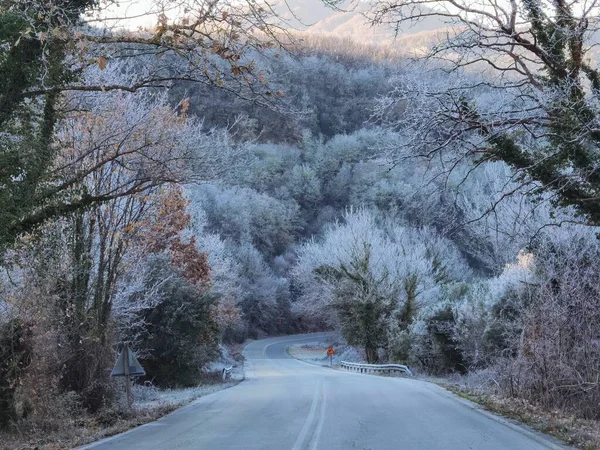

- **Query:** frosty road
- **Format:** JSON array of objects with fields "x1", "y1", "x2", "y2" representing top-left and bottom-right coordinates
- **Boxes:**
[{"x1": 83, "y1": 333, "x2": 568, "y2": 450}]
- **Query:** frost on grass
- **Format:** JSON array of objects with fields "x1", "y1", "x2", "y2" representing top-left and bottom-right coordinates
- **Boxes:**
[
  {"x1": 130, "y1": 352, "x2": 243, "y2": 411},
  {"x1": 132, "y1": 381, "x2": 238, "y2": 411}
]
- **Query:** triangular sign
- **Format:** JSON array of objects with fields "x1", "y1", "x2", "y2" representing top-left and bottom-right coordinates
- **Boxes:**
[{"x1": 110, "y1": 346, "x2": 146, "y2": 377}]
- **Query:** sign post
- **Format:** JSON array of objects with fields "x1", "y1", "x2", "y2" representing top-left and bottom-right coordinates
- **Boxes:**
[
  {"x1": 124, "y1": 346, "x2": 131, "y2": 407},
  {"x1": 326, "y1": 346, "x2": 335, "y2": 366},
  {"x1": 110, "y1": 343, "x2": 146, "y2": 408}
]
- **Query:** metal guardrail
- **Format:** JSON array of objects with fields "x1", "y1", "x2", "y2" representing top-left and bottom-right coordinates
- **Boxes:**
[
  {"x1": 341, "y1": 361, "x2": 413, "y2": 377},
  {"x1": 221, "y1": 366, "x2": 233, "y2": 382}
]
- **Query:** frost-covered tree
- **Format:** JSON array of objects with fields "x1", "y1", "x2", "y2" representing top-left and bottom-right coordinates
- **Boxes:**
[
  {"x1": 187, "y1": 204, "x2": 244, "y2": 336},
  {"x1": 191, "y1": 185, "x2": 299, "y2": 258},
  {"x1": 293, "y1": 209, "x2": 471, "y2": 361},
  {"x1": 315, "y1": 241, "x2": 399, "y2": 363},
  {"x1": 0, "y1": 0, "x2": 289, "y2": 250},
  {"x1": 234, "y1": 242, "x2": 292, "y2": 337},
  {"x1": 360, "y1": 0, "x2": 600, "y2": 224}
]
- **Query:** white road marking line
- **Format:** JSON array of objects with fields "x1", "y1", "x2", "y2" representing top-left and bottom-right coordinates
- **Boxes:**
[
  {"x1": 292, "y1": 382, "x2": 321, "y2": 450},
  {"x1": 309, "y1": 381, "x2": 327, "y2": 450}
]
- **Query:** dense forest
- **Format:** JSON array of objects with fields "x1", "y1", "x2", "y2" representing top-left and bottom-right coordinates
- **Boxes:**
[{"x1": 1, "y1": 0, "x2": 599, "y2": 447}]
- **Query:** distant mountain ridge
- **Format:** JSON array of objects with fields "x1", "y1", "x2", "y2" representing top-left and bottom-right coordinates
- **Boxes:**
[{"x1": 274, "y1": 0, "x2": 446, "y2": 47}]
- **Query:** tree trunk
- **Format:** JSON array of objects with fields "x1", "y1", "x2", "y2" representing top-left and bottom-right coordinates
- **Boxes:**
[{"x1": 365, "y1": 346, "x2": 379, "y2": 364}]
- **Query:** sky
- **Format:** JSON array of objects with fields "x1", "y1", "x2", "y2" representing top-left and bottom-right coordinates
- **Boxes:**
[
  {"x1": 92, "y1": 0, "x2": 339, "y2": 30},
  {"x1": 91, "y1": 0, "x2": 173, "y2": 29}
]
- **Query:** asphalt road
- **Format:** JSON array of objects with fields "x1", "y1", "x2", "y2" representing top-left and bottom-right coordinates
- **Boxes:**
[{"x1": 81, "y1": 333, "x2": 568, "y2": 450}]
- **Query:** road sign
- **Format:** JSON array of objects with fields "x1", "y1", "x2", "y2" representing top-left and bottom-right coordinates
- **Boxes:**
[
  {"x1": 111, "y1": 345, "x2": 146, "y2": 377},
  {"x1": 111, "y1": 344, "x2": 145, "y2": 409},
  {"x1": 327, "y1": 346, "x2": 335, "y2": 366}
]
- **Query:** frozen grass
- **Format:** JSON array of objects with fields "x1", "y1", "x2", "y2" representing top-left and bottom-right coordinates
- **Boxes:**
[{"x1": 132, "y1": 378, "x2": 240, "y2": 411}]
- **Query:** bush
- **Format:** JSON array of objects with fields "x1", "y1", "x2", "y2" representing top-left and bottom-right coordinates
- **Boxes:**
[
  {"x1": 387, "y1": 324, "x2": 411, "y2": 364},
  {"x1": 407, "y1": 305, "x2": 468, "y2": 375},
  {"x1": 507, "y1": 241, "x2": 600, "y2": 419},
  {"x1": 134, "y1": 270, "x2": 220, "y2": 388},
  {"x1": 427, "y1": 306, "x2": 467, "y2": 374}
]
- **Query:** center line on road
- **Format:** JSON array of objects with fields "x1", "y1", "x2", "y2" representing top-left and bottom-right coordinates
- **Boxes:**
[
  {"x1": 292, "y1": 381, "x2": 321, "y2": 450},
  {"x1": 309, "y1": 382, "x2": 327, "y2": 450}
]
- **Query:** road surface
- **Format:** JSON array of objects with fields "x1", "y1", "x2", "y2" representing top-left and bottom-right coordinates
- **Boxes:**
[{"x1": 82, "y1": 333, "x2": 568, "y2": 450}]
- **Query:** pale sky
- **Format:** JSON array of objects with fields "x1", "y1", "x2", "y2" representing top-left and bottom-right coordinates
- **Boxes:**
[{"x1": 89, "y1": 0, "x2": 177, "y2": 30}]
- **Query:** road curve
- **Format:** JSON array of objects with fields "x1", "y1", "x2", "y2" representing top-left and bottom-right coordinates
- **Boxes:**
[{"x1": 81, "y1": 333, "x2": 569, "y2": 450}]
